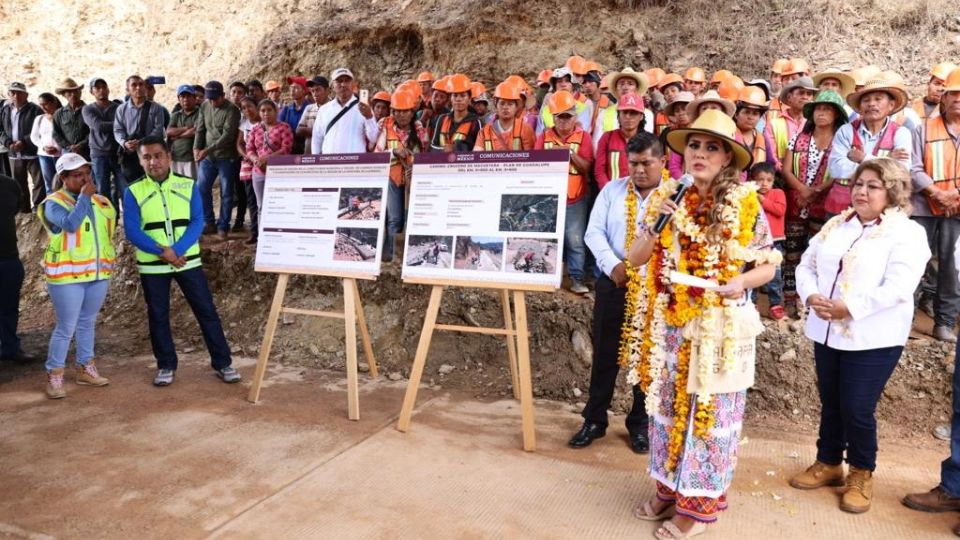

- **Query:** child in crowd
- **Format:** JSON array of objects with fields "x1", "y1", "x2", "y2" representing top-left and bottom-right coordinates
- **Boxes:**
[{"x1": 751, "y1": 162, "x2": 787, "y2": 319}]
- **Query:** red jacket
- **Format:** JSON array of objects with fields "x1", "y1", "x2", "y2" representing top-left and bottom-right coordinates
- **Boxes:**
[
  {"x1": 760, "y1": 188, "x2": 786, "y2": 241},
  {"x1": 594, "y1": 129, "x2": 630, "y2": 190}
]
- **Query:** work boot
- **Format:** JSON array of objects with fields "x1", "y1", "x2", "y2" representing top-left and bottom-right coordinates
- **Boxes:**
[
  {"x1": 789, "y1": 461, "x2": 844, "y2": 489},
  {"x1": 903, "y1": 485, "x2": 960, "y2": 512},
  {"x1": 76, "y1": 360, "x2": 110, "y2": 386},
  {"x1": 934, "y1": 326, "x2": 958, "y2": 343},
  {"x1": 46, "y1": 368, "x2": 66, "y2": 399},
  {"x1": 840, "y1": 466, "x2": 873, "y2": 513}
]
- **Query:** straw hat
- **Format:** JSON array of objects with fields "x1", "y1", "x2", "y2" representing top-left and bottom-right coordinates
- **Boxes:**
[
  {"x1": 802, "y1": 90, "x2": 849, "y2": 124},
  {"x1": 607, "y1": 67, "x2": 649, "y2": 99},
  {"x1": 846, "y1": 74, "x2": 908, "y2": 114},
  {"x1": 812, "y1": 69, "x2": 856, "y2": 98},
  {"x1": 664, "y1": 91, "x2": 695, "y2": 116},
  {"x1": 55, "y1": 78, "x2": 83, "y2": 95},
  {"x1": 666, "y1": 109, "x2": 753, "y2": 171},
  {"x1": 686, "y1": 90, "x2": 736, "y2": 121}
]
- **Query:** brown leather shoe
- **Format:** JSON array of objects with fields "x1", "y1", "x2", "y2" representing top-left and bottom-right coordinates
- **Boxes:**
[
  {"x1": 789, "y1": 461, "x2": 844, "y2": 489},
  {"x1": 840, "y1": 466, "x2": 873, "y2": 513},
  {"x1": 903, "y1": 486, "x2": 960, "y2": 513}
]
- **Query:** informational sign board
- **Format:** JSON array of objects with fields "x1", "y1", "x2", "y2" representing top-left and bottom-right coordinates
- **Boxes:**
[
  {"x1": 401, "y1": 150, "x2": 570, "y2": 288},
  {"x1": 254, "y1": 153, "x2": 390, "y2": 276}
]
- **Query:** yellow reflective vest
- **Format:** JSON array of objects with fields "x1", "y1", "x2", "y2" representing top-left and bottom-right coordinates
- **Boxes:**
[
  {"x1": 127, "y1": 173, "x2": 202, "y2": 274},
  {"x1": 37, "y1": 189, "x2": 116, "y2": 284}
]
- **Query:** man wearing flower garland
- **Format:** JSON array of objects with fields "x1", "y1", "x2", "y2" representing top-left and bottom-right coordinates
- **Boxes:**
[{"x1": 568, "y1": 132, "x2": 664, "y2": 453}]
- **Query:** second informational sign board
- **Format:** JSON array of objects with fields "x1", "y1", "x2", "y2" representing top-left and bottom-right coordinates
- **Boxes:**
[
  {"x1": 401, "y1": 150, "x2": 570, "y2": 288},
  {"x1": 254, "y1": 153, "x2": 390, "y2": 277}
]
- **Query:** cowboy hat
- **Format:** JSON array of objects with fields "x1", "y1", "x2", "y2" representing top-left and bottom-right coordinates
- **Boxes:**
[
  {"x1": 779, "y1": 76, "x2": 818, "y2": 102},
  {"x1": 664, "y1": 91, "x2": 695, "y2": 116},
  {"x1": 607, "y1": 67, "x2": 649, "y2": 99},
  {"x1": 686, "y1": 90, "x2": 736, "y2": 121},
  {"x1": 846, "y1": 75, "x2": 908, "y2": 114},
  {"x1": 666, "y1": 109, "x2": 753, "y2": 171},
  {"x1": 55, "y1": 78, "x2": 83, "y2": 95},
  {"x1": 812, "y1": 69, "x2": 856, "y2": 98}
]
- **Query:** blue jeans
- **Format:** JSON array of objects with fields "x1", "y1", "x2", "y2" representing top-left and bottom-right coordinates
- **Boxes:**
[
  {"x1": 91, "y1": 155, "x2": 128, "y2": 210},
  {"x1": 45, "y1": 280, "x2": 110, "y2": 370},
  {"x1": 197, "y1": 158, "x2": 239, "y2": 232},
  {"x1": 140, "y1": 267, "x2": 232, "y2": 371},
  {"x1": 752, "y1": 240, "x2": 785, "y2": 306},
  {"x1": 38, "y1": 155, "x2": 57, "y2": 194},
  {"x1": 564, "y1": 197, "x2": 589, "y2": 282},
  {"x1": 941, "y1": 338, "x2": 960, "y2": 496},
  {"x1": 813, "y1": 343, "x2": 904, "y2": 471},
  {"x1": 0, "y1": 257, "x2": 24, "y2": 358},
  {"x1": 383, "y1": 182, "x2": 405, "y2": 259}
]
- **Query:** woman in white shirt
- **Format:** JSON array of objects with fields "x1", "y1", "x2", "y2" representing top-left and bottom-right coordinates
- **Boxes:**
[
  {"x1": 790, "y1": 158, "x2": 930, "y2": 514},
  {"x1": 29, "y1": 93, "x2": 62, "y2": 194}
]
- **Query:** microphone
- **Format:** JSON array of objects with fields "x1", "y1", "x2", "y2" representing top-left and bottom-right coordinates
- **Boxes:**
[{"x1": 652, "y1": 174, "x2": 694, "y2": 234}]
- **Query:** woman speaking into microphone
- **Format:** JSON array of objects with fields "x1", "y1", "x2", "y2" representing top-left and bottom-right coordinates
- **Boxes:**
[{"x1": 626, "y1": 110, "x2": 782, "y2": 538}]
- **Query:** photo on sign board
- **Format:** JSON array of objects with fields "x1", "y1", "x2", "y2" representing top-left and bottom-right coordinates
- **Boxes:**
[
  {"x1": 337, "y1": 187, "x2": 383, "y2": 221},
  {"x1": 453, "y1": 236, "x2": 504, "y2": 271},
  {"x1": 333, "y1": 227, "x2": 379, "y2": 261},
  {"x1": 498, "y1": 194, "x2": 559, "y2": 233},
  {"x1": 406, "y1": 235, "x2": 453, "y2": 269},
  {"x1": 504, "y1": 237, "x2": 558, "y2": 274}
]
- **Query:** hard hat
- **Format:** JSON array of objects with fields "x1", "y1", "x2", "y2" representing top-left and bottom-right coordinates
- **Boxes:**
[
  {"x1": 782, "y1": 58, "x2": 811, "y2": 76},
  {"x1": 536, "y1": 70, "x2": 551, "y2": 87},
  {"x1": 551, "y1": 67, "x2": 574, "y2": 82},
  {"x1": 585, "y1": 61, "x2": 603, "y2": 75},
  {"x1": 684, "y1": 67, "x2": 706, "y2": 83},
  {"x1": 548, "y1": 90, "x2": 577, "y2": 115},
  {"x1": 432, "y1": 76, "x2": 450, "y2": 92},
  {"x1": 771, "y1": 58, "x2": 790, "y2": 74},
  {"x1": 657, "y1": 73, "x2": 684, "y2": 91},
  {"x1": 600, "y1": 75, "x2": 610, "y2": 90},
  {"x1": 736, "y1": 86, "x2": 769, "y2": 109},
  {"x1": 390, "y1": 90, "x2": 418, "y2": 110},
  {"x1": 470, "y1": 81, "x2": 487, "y2": 99},
  {"x1": 444, "y1": 73, "x2": 471, "y2": 94},
  {"x1": 931, "y1": 62, "x2": 959, "y2": 82},
  {"x1": 711, "y1": 69, "x2": 733, "y2": 85},
  {"x1": 416, "y1": 71, "x2": 435, "y2": 83},
  {"x1": 944, "y1": 67, "x2": 960, "y2": 92},
  {"x1": 494, "y1": 81, "x2": 522, "y2": 101},
  {"x1": 565, "y1": 55, "x2": 589, "y2": 76},
  {"x1": 645, "y1": 68, "x2": 666, "y2": 88},
  {"x1": 371, "y1": 91, "x2": 391, "y2": 104},
  {"x1": 717, "y1": 76, "x2": 744, "y2": 101}
]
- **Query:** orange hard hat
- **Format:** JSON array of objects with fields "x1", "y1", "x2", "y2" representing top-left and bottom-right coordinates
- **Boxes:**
[
  {"x1": 771, "y1": 58, "x2": 790, "y2": 74},
  {"x1": 717, "y1": 76, "x2": 744, "y2": 101},
  {"x1": 536, "y1": 70, "x2": 551, "y2": 87},
  {"x1": 565, "y1": 55, "x2": 589, "y2": 76},
  {"x1": 493, "y1": 81, "x2": 522, "y2": 101},
  {"x1": 645, "y1": 68, "x2": 666, "y2": 88},
  {"x1": 944, "y1": 67, "x2": 960, "y2": 92},
  {"x1": 390, "y1": 90, "x2": 418, "y2": 110},
  {"x1": 600, "y1": 75, "x2": 610, "y2": 90},
  {"x1": 470, "y1": 81, "x2": 487, "y2": 99},
  {"x1": 445, "y1": 73, "x2": 471, "y2": 94},
  {"x1": 371, "y1": 91, "x2": 391, "y2": 104},
  {"x1": 711, "y1": 69, "x2": 733, "y2": 85},
  {"x1": 397, "y1": 79, "x2": 421, "y2": 96},
  {"x1": 432, "y1": 76, "x2": 450, "y2": 92},
  {"x1": 416, "y1": 71, "x2": 435, "y2": 83},
  {"x1": 931, "y1": 62, "x2": 959, "y2": 82},
  {"x1": 657, "y1": 73, "x2": 684, "y2": 90},
  {"x1": 684, "y1": 67, "x2": 706, "y2": 83},
  {"x1": 736, "y1": 86, "x2": 769, "y2": 109},
  {"x1": 548, "y1": 90, "x2": 577, "y2": 115},
  {"x1": 585, "y1": 61, "x2": 603, "y2": 74},
  {"x1": 783, "y1": 58, "x2": 811, "y2": 76}
]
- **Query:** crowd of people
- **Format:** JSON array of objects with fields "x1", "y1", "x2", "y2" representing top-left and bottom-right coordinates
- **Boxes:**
[{"x1": 2, "y1": 55, "x2": 960, "y2": 538}]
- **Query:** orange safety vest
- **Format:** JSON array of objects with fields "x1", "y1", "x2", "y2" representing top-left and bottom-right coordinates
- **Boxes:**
[
  {"x1": 383, "y1": 118, "x2": 414, "y2": 187},
  {"x1": 912, "y1": 97, "x2": 940, "y2": 121},
  {"x1": 654, "y1": 111, "x2": 670, "y2": 136},
  {"x1": 478, "y1": 118, "x2": 527, "y2": 151},
  {"x1": 923, "y1": 116, "x2": 960, "y2": 216},
  {"x1": 745, "y1": 128, "x2": 767, "y2": 165},
  {"x1": 438, "y1": 114, "x2": 475, "y2": 151},
  {"x1": 589, "y1": 95, "x2": 611, "y2": 135},
  {"x1": 543, "y1": 128, "x2": 587, "y2": 203}
]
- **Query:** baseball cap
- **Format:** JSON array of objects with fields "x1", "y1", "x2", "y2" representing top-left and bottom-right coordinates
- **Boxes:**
[
  {"x1": 330, "y1": 68, "x2": 355, "y2": 81},
  {"x1": 583, "y1": 71, "x2": 602, "y2": 84},
  {"x1": 54, "y1": 153, "x2": 92, "y2": 182},
  {"x1": 264, "y1": 80, "x2": 281, "y2": 91},
  {"x1": 286, "y1": 76, "x2": 308, "y2": 88},
  {"x1": 307, "y1": 76, "x2": 329, "y2": 88},
  {"x1": 88, "y1": 77, "x2": 107, "y2": 90},
  {"x1": 617, "y1": 92, "x2": 644, "y2": 112},
  {"x1": 177, "y1": 84, "x2": 196, "y2": 97},
  {"x1": 204, "y1": 80, "x2": 225, "y2": 99},
  {"x1": 7, "y1": 82, "x2": 27, "y2": 93},
  {"x1": 145, "y1": 75, "x2": 166, "y2": 86}
]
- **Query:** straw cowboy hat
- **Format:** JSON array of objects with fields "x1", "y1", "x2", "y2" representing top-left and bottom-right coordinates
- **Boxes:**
[
  {"x1": 666, "y1": 109, "x2": 754, "y2": 171},
  {"x1": 686, "y1": 90, "x2": 736, "y2": 121},
  {"x1": 664, "y1": 91, "x2": 695, "y2": 116},
  {"x1": 779, "y1": 76, "x2": 818, "y2": 103},
  {"x1": 812, "y1": 69, "x2": 856, "y2": 98},
  {"x1": 55, "y1": 78, "x2": 83, "y2": 95},
  {"x1": 846, "y1": 74, "x2": 909, "y2": 114},
  {"x1": 607, "y1": 67, "x2": 649, "y2": 99}
]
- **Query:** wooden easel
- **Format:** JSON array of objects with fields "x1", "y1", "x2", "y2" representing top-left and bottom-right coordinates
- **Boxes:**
[
  {"x1": 396, "y1": 279, "x2": 553, "y2": 451},
  {"x1": 247, "y1": 272, "x2": 378, "y2": 420}
]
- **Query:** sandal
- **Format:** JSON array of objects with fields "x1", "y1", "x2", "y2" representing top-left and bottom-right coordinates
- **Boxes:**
[
  {"x1": 633, "y1": 499, "x2": 676, "y2": 521},
  {"x1": 654, "y1": 519, "x2": 707, "y2": 540}
]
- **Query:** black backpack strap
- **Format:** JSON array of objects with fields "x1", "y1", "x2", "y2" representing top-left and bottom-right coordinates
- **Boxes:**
[{"x1": 325, "y1": 99, "x2": 358, "y2": 135}]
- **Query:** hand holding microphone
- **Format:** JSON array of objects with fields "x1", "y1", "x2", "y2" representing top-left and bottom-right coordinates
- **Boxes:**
[{"x1": 652, "y1": 174, "x2": 695, "y2": 234}]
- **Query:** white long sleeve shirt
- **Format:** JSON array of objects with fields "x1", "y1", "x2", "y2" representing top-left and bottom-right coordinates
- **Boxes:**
[
  {"x1": 585, "y1": 177, "x2": 654, "y2": 278},
  {"x1": 796, "y1": 213, "x2": 930, "y2": 351},
  {"x1": 309, "y1": 97, "x2": 380, "y2": 154}
]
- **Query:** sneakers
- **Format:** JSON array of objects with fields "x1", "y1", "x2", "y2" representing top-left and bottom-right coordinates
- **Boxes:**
[
  {"x1": 840, "y1": 466, "x2": 873, "y2": 513},
  {"x1": 153, "y1": 369, "x2": 175, "y2": 386},
  {"x1": 216, "y1": 366, "x2": 242, "y2": 383},
  {"x1": 76, "y1": 360, "x2": 110, "y2": 386},
  {"x1": 934, "y1": 424, "x2": 952, "y2": 441},
  {"x1": 769, "y1": 305, "x2": 786, "y2": 320},
  {"x1": 569, "y1": 280, "x2": 589, "y2": 294},
  {"x1": 46, "y1": 368, "x2": 66, "y2": 399},
  {"x1": 789, "y1": 461, "x2": 844, "y2": 489}
]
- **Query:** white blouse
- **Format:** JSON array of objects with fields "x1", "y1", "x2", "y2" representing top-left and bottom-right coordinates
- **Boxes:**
[
  {"x1": 30, "y1": 115, "x2": 60, "y2": 157},
  {"x1": 796, "y1": 212, "x2": 930, "y2": 351}
]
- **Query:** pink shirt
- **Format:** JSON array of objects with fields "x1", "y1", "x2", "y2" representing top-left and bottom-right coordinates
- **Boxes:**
[{"x1": 246, "y1": 122, "x2": 293, "y2": 175}]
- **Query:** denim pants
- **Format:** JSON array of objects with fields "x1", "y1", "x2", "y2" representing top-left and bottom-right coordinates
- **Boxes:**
[
  {"x1": 384, "y1": 181, "x2": 405, "y2": 259},
  {"x1": 243, "y1": 181, "x2": 258, "y2": 238},
  {"x1": 941, "y1": 338, "x2": 960, "y2": 496},
  {"x1": 913, "y1": 217, "x2": 960, "y2": 328},
  {"x1": 140, "y1": 267, "x2": 232, "y2": 371},
  {"x1": 45, "y1": 280, "x2": 110, "y2": 370},
  {"x1": 91, "y1": 155, "x2": 128, "y2": 211},
  {"x1": 813, "y1": 343, "x2": 904, "y2": 471},
  {"x1": 38, "y1": 155, "x2": 57, "y2": 194},
  {"x1": 564, "y1": 196, "x2": 589, "y2": 282},
  {"x1": 752, "y1": 240, "x2": 785, "y2": 307},
  {"x1": 197, "y1": 158, "x2": 239, "y2": 232},
  {"x1": 0, "y1": 257, "x2": 24, "y2": 358}
]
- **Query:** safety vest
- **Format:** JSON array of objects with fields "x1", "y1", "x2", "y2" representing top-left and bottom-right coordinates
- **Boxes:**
[
  {"x1": 654, "y1": 111, "x2": 669, "y2": 136},
  {"x1": 127, "y1": 173, "x2": 202, "y2": 274},
  {"x1": 37, "y1": 190, "x2": 116, "y2": 284},
  {"x1": 589, "y1": 95, "x2": 611, "y2": 135},
  {"x1": 479, "y1": 118, "x2": 526, "y2": 151},
  {"x1": 740, "y1": 129, "x2": 767, "y2": 165},
  {"x1": 540, "y1": 98, "x2": 589, "y2": 130},
  {"x1": 437, "y1": 114, "x2": 475, "y2": 151},
  {"x1": 597, "y1": 106, "x2": 619, "y2": 137},
  {"x1": 383, "y1": 118, "x2": 414, "y2": 187},
  {"x1": 922, "y1": 116, "x2": 960, "y2": 216},
  {"x1": 769, "y1": 116, "x2": 790, "y2": 161},
  {"x1": 543, "y1": 128, "x2": 587, "y2": 203}
]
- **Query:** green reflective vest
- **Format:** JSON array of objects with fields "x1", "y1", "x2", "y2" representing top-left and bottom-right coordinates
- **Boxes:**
[
  {"x1": 37, "y1": 190, "x2": 116, "y2": 284},
  {"x1": 127, "y1": 173, "x2": 202, "y2": 274}
]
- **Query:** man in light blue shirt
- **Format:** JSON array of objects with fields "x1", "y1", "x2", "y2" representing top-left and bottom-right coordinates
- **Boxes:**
[{"x1": 568, "y1": 132, "x2": 663, "y2": 454}]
